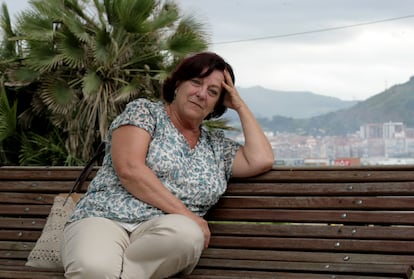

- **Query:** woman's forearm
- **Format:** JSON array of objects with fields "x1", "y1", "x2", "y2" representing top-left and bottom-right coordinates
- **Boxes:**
[
  {"x1": 117, "y1": 163, "x2": 191, "y2": 216},
  {"x1": 235, "y1": 100, "x2": 274, "y2": 175},
  {"x1": 116, "y1": 162, "x2": 211, "y2": 248}
]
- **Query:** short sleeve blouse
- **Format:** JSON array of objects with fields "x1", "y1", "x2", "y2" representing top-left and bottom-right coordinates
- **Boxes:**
[{"x1": 69, "y1": 99, "x2": 241, "y2": 223}]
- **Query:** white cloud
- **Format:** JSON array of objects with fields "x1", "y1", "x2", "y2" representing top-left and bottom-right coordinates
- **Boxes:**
[
  {"x1": 3, "y1": 0, "x2": 414, "y2": 100},
  {"x1": 212, "y1": 21, "x2": 414, "y2": 100}
]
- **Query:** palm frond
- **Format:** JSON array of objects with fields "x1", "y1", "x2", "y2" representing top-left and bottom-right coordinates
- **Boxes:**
[
  {"x1": 26, "y1": 44, "x2": 62, "y2": 72},
  {"x1": 61, "y1": 13, "x2": 93, "y2": 44},
  {"x1": 165, "y1": 15, "x2": 209, "y2": 56},
  {"x1": 62, "y1": 0, "x2": 99, "y2": 30},
  {"x1": 39, "y1": 77, "x2": 78, "y2": 115},
  {"x1": 82, "y1": 71, "x2": 102, "y2": 96},
  {"x1": 6, "y1": 67, "x2": 39, "y2": 85},
  {"x1": 114, "y1": 76, "x2": 144, "y2": 103},
  {"x1": 6, "y1": 0, "x2": 214, "y2": 163},
  {"x1": 0, "y1": 85, "x2": 17, "y2": 142},
  {"x1": 16, "y1": 10, "x2": 54, "y2": 42},
  {"x1": 147, "y1": 1, "x2": 179, "y2": 30},
  {"x1": 94, "y1": 27, "x2": 114, "y2": 65},
  {"x1": 0, "y1": 3, "x2": 17, "y2": 58},
  {"x1": 0, "y1": 3, "x2": 13, "y2": 35},
  {"x1": 29, "y1": 0, "x2": 64, "y2": 20},
  {"x1": 115, "y1": 0, "x2": 155, "y2": 33},
  {"x1": 203, "y1": 118, "x2": 240, "y2": 132},
  {"x1": 57, "y1": 29, "x2": 86, "y2": 68}
]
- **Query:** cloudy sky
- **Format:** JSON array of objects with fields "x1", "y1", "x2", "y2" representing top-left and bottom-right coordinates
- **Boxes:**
[{"x1": 4, "y1": 0, "x2": 414, "y2": 100}]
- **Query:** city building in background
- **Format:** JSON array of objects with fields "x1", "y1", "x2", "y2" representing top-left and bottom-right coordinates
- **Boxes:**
[{"x1": 230, "y1": 121, "x2": 414, "y2": 166}]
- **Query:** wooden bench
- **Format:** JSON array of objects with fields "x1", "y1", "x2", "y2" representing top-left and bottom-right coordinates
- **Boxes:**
[{"x1": 0, "y1": 165, "x2": 414, "y2": 279}]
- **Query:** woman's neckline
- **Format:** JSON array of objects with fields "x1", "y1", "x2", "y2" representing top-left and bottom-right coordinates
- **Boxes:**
[{"x1": 164, "y1": 103, "x2": 202, "y2": 150}]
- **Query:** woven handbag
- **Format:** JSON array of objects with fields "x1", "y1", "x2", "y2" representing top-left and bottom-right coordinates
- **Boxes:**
[{"x1": 25, "y1": 143, "x2": 105, "y2": 270}]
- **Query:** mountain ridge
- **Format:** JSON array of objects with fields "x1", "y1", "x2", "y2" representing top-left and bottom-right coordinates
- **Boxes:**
[
  {"x1": 230, "y1": 86, "x2": 358, "y2": 119},
  {"x1": 226, "y1": 76, "x2": 414, "y2": 135}
]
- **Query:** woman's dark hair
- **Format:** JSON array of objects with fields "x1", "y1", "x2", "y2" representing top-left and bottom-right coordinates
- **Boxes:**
[{"x1": 162, "y1": 52, "x2": 235, "y2": 119}]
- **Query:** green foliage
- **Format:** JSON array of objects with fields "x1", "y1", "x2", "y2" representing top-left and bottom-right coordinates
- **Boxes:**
[
  {"x1": 19, "y1": 128, "x2": 83, "y2": 166},
  {"x1": 0, "y1": 85, "x2": 17, "y2": 142},
  {"x1": 0, "y1": 0, "x2": 210, "y2": 165},
  {"x1": 203, "y1": 118, "x2": 239, "y2": 133},
  {"x1": 0, "y1": 85, "x2": 17, "y2": 164}
]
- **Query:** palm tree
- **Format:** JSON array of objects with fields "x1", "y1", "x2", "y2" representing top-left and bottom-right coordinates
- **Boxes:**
[
  {"x1": 0, "y1": 85, "x2": 17, "y2": 164},
  {"x1": 6, "y1": 0, "x2": 209, "y2": 162}
]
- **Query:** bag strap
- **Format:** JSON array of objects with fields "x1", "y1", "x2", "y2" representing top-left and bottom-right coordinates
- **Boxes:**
[{"x1": 63, "y1": 142, "x2": 105, "y2": 205}]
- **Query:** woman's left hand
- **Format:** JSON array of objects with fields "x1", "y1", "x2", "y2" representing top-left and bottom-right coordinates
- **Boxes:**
[{"x1": 221, "y1": 70, "x2": 244, "y2": 111}]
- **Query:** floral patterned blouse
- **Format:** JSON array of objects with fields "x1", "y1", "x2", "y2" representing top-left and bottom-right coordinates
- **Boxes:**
[{"x1": 69, "y1": 99, "x2": 241, "y2": 224}]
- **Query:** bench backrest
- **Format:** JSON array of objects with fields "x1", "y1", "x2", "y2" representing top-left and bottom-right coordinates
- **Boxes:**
[
  {"x1": 1, "y1": 166, "x2": 414, "y2": 278},
  {"x1": 204, "y1": 166, "x2": 414, "y2": 278},
  {"x1": 0, "y1": 167, "x2": 92, "y2": 271}
]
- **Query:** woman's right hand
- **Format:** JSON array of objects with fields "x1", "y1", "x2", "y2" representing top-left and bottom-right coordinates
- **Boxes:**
[{"x1": 187, "y1": 214, "x2": 210, "y2": 248}]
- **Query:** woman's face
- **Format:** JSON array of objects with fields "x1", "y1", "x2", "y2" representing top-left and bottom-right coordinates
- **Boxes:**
[{"x1": 174, "y1": 69, "x2": 224, "y2": 122}]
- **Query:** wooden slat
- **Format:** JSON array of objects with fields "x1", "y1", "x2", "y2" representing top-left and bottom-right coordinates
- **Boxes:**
[
  {"x1": 0, "y1": 250, "x2": 29, "y2": 259},
  {"x1": 0, "y1": 193, "x2": 56, "y2": 204},
  {"x1": 0, "y1": 218, "x2": 46, "y2": 230},
  {"x1": 209, "y1": 236, "x2": 414, "y2": 253},
  {"x1": 226, "y1": 181, "x2": 414, "y2": 196},
  {"x1": 202, "y1": 248, "x2": 414, "y2": 265},
  {"x1": 0, "y1": 181, "x2": 88, "y2": 193},
  {"x1": 208, "y1": 209, "x2": 414, "y2": 225},
  {"x1": 183, "y1": 269, "x2": 405, "y2": 279},
  {"x1": 231, "y1": 168, "x2": 414, "y2": 183},
  {"x1": 0, "y1": 241, "x2": 34, "y2": 251},
  {"x1": 0, "y1": 259, "x2": 26, "y2": 266},
  {"x1": 209, "y1": 223, "x2": 414, "y2": 240},
  {"x1": 0, "y1": 205, "x2": 52, "y2": 216},
  {"x1": 0, "y1": 166, "x2": 97, "y2": 181},
  {"x1": 0, "y1": 230, "x2": 41, "y2": 242},
  {"x1": 196, "y1": 258, "x2": 412, "y2": 277},
  {"x1": 2, "y1": 166, "x2": 414, "y2": 181},
  {"x1": 217, "y1": 196, "x2": 414, "y2": 210},
  {"x1": 0, "y1": 269, "x2": 64, "y2": 279}
]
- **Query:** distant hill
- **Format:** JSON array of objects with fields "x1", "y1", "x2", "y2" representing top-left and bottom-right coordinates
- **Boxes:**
[
  {"x1": 225, "y1": 76, "x2": 414, "y2": 135},
  {"x1": 306, "y1": 75, "x2": 414, "y2": 134},
  {"x1": 252, "y1": 76, "x2": 414, "y2": 135},
  {"x1": 225, "y1": 86, "x2": 358, "y2": 120}
]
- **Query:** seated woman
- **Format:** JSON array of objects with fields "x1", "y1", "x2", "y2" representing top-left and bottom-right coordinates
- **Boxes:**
[{"x1": 62, "y1": 51, "x2": 274, "y2": 279}]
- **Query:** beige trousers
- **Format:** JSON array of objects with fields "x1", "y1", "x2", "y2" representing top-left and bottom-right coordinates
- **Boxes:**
[{"x1": 61, "y1": 214, "x2": 204, "y2": 279}]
